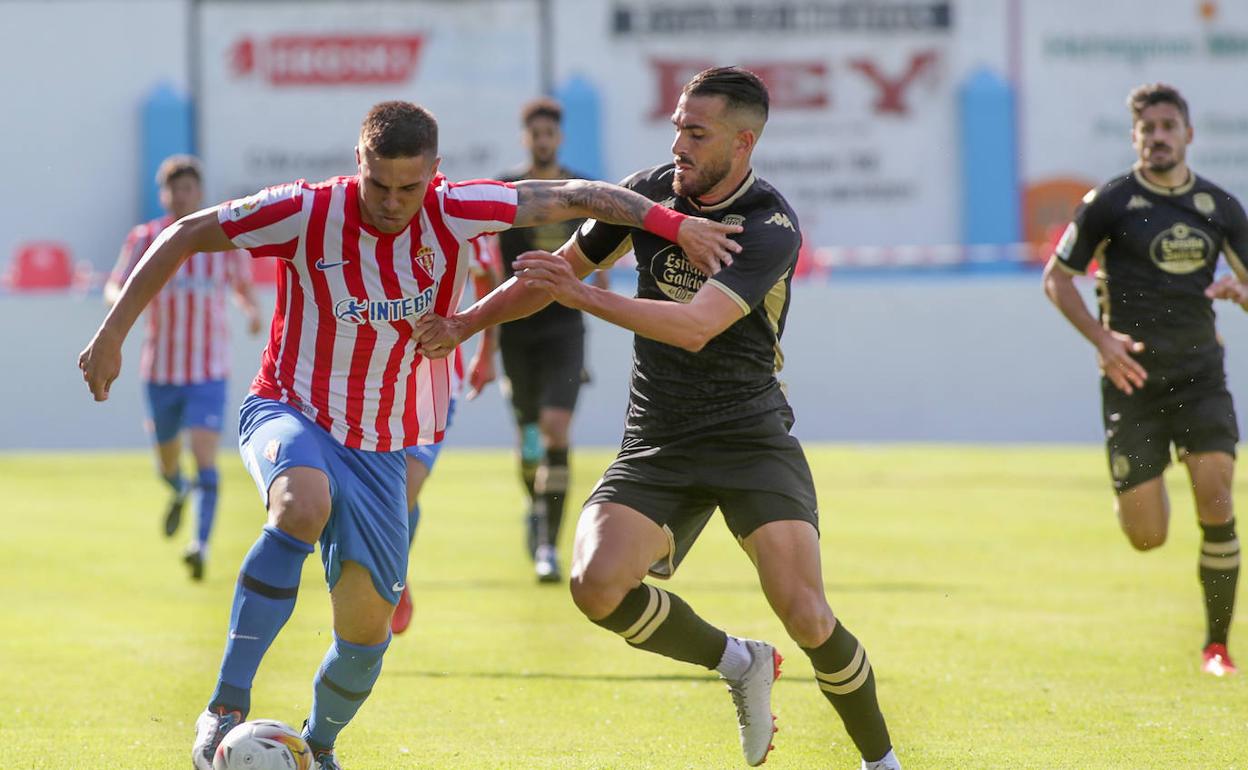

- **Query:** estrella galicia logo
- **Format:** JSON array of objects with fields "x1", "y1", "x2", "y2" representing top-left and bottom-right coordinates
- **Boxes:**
[
  {"x1": 651, "y1": 244, "x2": 705, "y2": 304},
  {"x1": 334, "y1": 287, "x2": 436, "y2": 325}
]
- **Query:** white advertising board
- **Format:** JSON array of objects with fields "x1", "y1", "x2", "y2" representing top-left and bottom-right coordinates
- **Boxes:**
[
  {"x1": 552, "y1": 0, "x2": 970, "y2": 248},
  {"x1": 1021, "y1": 0, "x2": 1248, "y2": 241},
  {"x1": 196, "y1": 0, "x2": 542, "y2": 203}
]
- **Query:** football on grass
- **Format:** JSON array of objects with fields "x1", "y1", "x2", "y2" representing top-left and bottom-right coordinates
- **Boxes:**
[{"x1": 213, "y1": 719, "x2": 312, "y2": 770}]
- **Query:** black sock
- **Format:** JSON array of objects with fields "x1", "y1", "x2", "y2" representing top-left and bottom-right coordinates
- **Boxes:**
[
  {"x1": 1199, "y1": 519, "x2": 1240, "y2": 646},
  {"x1": 520, "y1": 459, "x2": 538, "y2": 501},
  {"x1": 592, "y1": 583, "x2": 727, "y2": 669},
  {"x1": 535, "y1": 448, "x2": 569, "y2": 546},
  {"x1": 803, "y1": 621, "x2": 892, "y2": 763}
]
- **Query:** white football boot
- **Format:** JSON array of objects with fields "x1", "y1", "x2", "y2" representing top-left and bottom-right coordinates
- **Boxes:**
[{"x1": 722, "y1": 639, "x2": 782, "y2": 766}]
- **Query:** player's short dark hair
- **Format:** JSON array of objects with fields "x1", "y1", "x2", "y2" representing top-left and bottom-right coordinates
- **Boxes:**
[
  {"x1": 360, "y1": 100, "x2": 438, "y2": 158},
  {"x1": 1128, "y1": 83, "x2": 1190, "y2": 126},
  {"x1": 156, "y1": 154, "x2": 202, "y2": 188},
  {"x1": 682, "y1": 66, "x2": 769, "y2": 125},
  {"x1": 522, "y1": 97, "x2": 562, "y2": 126}
]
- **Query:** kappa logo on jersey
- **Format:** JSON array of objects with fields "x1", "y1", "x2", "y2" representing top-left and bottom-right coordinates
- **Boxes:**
[
  {"x1": 412, "y1": 246, "x2": 435, "y2": 280},
  {"x1": 229, "y1": 34, "x2": 425, "y2": 86},
  {"x1": 1126, "y1": 195, "x2": 1153, "y2": 211},
  {"x1": 766, "y1": 212, "x2": 796, "y2": 232},
  {"x1": 1150, "y1": 222, "x2": 1214, "y2": 275},
  {"x1": 334, "y1": 287, "x2": 436, "y2": 325},
  {"x1": 651, "y1": 245, "x2": 705, "y2": 304}
]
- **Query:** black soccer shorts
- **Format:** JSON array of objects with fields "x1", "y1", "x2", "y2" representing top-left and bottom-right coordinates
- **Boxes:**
[
  {"x1": 1102, "y1": 348, "x2": 1239, "y2": 493},
  {"x1": 500, "y1": 329, "x2": 585, "y2": 425},
  {"x1": 583, "y1": 407, "x2": 819, "y2": 578}
]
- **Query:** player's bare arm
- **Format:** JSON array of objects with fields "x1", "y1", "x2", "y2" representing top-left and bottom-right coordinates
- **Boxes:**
[
  {"x1": 79, "y1": 208, "x2": 236, "y2": 401},
  {"x1": 512, "y1": 178, "x2": 742, "y2": 275},
  {"x1": 1206, "y1": 272, "x2": 1248, "y2": 311},
  {"x1": 515, "y1": 247, "x2": 742, "y2": 352},
  {"x1": 1042, "y1": 256, "x2": 1148, "y2": 394}
]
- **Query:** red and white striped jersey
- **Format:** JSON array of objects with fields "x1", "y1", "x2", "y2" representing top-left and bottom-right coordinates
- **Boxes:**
[
  {"x1": 218, "y1": 174, "x2": 516, "y2": 451},
  {"x1": 112, "y1": 216, "x2": 249, "y2": 385}
]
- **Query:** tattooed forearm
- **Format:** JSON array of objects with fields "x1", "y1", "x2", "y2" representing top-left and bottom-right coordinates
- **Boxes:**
[{"x1": 513, "y1": 179, "x2": 652, "y2": 228}]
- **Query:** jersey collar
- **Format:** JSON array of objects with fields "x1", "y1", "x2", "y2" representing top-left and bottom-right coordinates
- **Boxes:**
[
  {"x1": 690, "y1": 170, "x2": 757, "y2": 212},
  {"x1": 1133, "y1": 165, "x2": 1195, "y2": 196}
]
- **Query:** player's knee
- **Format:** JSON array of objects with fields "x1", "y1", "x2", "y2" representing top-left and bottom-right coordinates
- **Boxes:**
[
  {"x1": 776, "y1": 591, "x2": 836, "y2": 648},
  {"x1": 1122, "y1": 524, "x2": 1166, "y2": 551},
  {"x1": 569, "y1": 562, "x2": 630, "y2": 621},
  {"x1": 269, "y1": 489, "x2": 330, "y2": 542}
]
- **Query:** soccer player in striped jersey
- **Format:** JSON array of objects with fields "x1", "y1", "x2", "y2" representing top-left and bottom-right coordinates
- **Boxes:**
[
  {"x1": 415, "y1": 68, "x2": 900, "y2": 770},
  {"x1": 79, "y1": 100, "x2": 741, "y2": 770},
  {"x1": 104, "y1": 155, "x2": 262, "y2": 580}
]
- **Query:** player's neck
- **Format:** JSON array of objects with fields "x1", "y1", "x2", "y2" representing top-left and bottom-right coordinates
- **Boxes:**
[
  {"x1": 527, "y1": 160, "x2": 562, "y2": 179},
  {"x1": 1137, "y1": 161, "x2": 1191, "y2": 191},
  {"x1": 693, "y1": 165, "x2": 753, "y2": 209}
]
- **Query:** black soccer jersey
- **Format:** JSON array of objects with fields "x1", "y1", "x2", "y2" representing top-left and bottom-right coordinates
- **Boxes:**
[
  {"x1": 496, "y1": 165, "x2": 587, "y2": 338},
  {"x1": 575, "y1": 163, "x2": 801, "y2": 438},
  {"x1": 1055, "y1": 168, "x2": 1248, "y2": 357}
]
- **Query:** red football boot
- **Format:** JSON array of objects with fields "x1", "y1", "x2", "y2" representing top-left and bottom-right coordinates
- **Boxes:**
[
  {"x1": 1201, "y1": 643, "x2": 1238, "y2": 677},
  {"x1": 391, "y1": 585, "x2": 413, "y2": 635}
]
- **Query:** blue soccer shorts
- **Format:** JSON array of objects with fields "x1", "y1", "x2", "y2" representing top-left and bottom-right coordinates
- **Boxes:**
[
  {"x1": 237, "y1": 394, "x2": 408, "y2": 605},
  {"x1": 404, "y1": 396, "x2": 458, "y2": 471},
  {"x1": 144, "y1": 379, "x2": 227, "y2": 443}
]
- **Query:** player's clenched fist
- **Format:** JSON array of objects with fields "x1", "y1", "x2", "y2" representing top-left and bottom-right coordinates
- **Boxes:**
[{"x1": 78, "y1": 331, "x2": 123, "y2": 402}]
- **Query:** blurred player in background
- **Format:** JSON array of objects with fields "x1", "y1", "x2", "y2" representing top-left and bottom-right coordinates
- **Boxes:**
[
  {"x1": 391, "y1": 236, "x2": 498, "y2": 635},
  {"x1": 104, "y1": 154, "x2": 262, "y2": 580},
  {"x1": 416, "y1": 67, "x2": 900, "y2": 770},
  {"x1": 493, "y1": 97, "x2": 608, "y2": 583},
  {"x1": 1044, "y1": 82, "x2": 1248, "y2": 676},
  {"x1": 80, "y1": 99, "x2": 739, "y2": 770}
]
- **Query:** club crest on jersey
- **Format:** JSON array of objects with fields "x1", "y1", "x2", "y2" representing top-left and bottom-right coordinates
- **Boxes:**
[
  {"x1": 651, "y1": 245, "x2": 705, "y2": 303},
  {"x1": 412, "y1": 246, "x2": 436, "y2": 280},
  {"x1": 1194, "y1": 192, "x2": 1216, "y2": 216},
  {"x1": 722, "y1": 214, "x2": 746, "y2": 228},
  {"x1": 334, "y1": 287, "x2": 436, "y2": 325},
  {"x1": 1150, "y1": 222, "x2": 1213, "y2": 275}
]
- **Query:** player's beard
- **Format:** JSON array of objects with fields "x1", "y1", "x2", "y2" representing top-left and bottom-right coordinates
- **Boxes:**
[
  {"x1": 673, "y1": 153, "x2": 732, "y2": 200},
  {"x1": 1146, "y1": 145, "x2": 1180, "y2": 173}
]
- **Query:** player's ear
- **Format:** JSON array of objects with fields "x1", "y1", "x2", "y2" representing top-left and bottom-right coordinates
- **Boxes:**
[{"x1": 354, "y1": 143, "x2": 362, "y2": 167}]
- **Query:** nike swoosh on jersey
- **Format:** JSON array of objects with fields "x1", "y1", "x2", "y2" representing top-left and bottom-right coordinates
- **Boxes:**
[{"x1": 315, "y1": 258, "x2": 349, "y2": 270}]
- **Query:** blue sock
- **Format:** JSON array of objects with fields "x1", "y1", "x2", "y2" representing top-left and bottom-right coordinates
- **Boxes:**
[
  {"x1": 208, "y1": 525, "x2": 314, "y2": 715},
  {"x1": 195, "y1": 468, "x2": 219, "y2": 548},
  {"x1": 162, "y1": 469, "x2": 185, "y2": 496},
  {"x1": 407, "y1": 501, "x2": 421, "y2": 548},
  {"x1": 305, "y1": 635, "x2": 390, "y2": 751}
]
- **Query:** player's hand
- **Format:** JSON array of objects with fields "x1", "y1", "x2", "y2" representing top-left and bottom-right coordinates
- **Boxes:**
[
  {"x1": 465, "y1": 347, "x2": 496, "y2": 400},
  {"x1": 514, "y1": 250, "x2": 589, "y2": 308},
  {"x1": 78, "y1": 329, "x2": 123, "y2": 402},
  {"x1": 676, "y1": 217, "x2": 743, "y2": 276},
  {"x1": 1205, "y1": 274, "x2": 1248, "y2": 310},
  {"x1": 246, "y1": 312, "x2": 263, "y2": 336},
  {"x1": 1095, "y1": 330, "x2": 1148, "y2": 395},
  {"x1": 413, "y1": 312, "x2": 464, "y2": 359}
]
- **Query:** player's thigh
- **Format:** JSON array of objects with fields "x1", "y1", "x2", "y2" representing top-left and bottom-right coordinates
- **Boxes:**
[
  {"x1": 404, "y1": 444, "x2": 438, "y2": 508},
  {"x1": 1183, "y1": 450, "x2": 1235, "y2": 525},
  {"x1": 319, "y1": 445, "x2": 408, "y2": 610},
  {"x1": 187, "y1": 428, "x2": 222, "y2": 470},
  {"x1": 330, "y1": 560, "x2": 395, "y2": 645},
  {"x1": 1103, "y1": 381, "x2": 1171, "y2": 495},
  {"x1": 238, "y1": 395, "x2": 335, "y2": 541},
  {"x1": 499, "y1": 336, "x2": 541, "y2": 426},
  {"x1": 145, "y1": 382, "x2": 187, "y2": 447},
  {"x1": 570, "y1": 500, "x2": 679, "y2": 619},
  {"x1": 535, "y1": 332, "x2": 585, "y2": 420},
  {"x1": 582, "y1": 448, "x2": 719, "y2": 582}
]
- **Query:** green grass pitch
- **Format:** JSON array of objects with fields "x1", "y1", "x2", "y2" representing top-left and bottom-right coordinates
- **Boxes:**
[{"x1": 2, "y1": 446, "x2": 1245, "y2": 768}]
